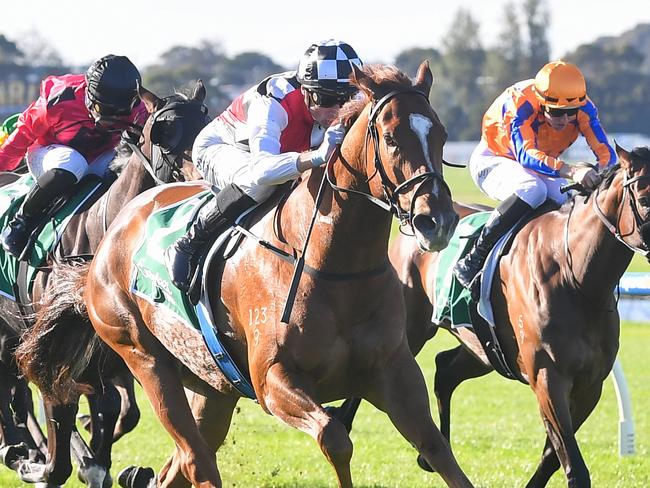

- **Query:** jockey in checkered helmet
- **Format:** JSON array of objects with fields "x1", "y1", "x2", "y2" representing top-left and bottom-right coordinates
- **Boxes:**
[
  {"x1": 165, "y1": 39, "x2": 364, "y2": 293},
  {"x1": 297, "y1": 39, "x2": 363, "y2": 106}
]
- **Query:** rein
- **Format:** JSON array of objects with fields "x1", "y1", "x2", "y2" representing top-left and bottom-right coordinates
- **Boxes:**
[
  {"x1": 590, "y1": 171, "x2": 650, "y2": 258},
  {"x1": 326, "y1": 89, "x2": 451, "y2": 234}
]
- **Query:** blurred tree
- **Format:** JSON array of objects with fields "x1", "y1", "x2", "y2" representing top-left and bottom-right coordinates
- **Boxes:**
[
  {"x1": 0, "y1": 34, "x2": 23, "y2": 64},
  {"x1": 433, "y1": 8, "x2": 486, "y2": 140},
  {"x1": 394, "y1": 47, "x2": 442, "y2": 78},
  {"x1": 16, "y1": 30, "x2": 63, "y2": 66},
  {"x1": 484, "y1": 2, "x2": 526, "y2": 103},
  {"x1": 522, "y1": 0, "x2": 550, "y2": 73},
  {"x1": 214, "y1": 52, "x2": 284, "y2": 86}
]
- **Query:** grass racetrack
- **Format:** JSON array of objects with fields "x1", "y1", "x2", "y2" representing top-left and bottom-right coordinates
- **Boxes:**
[
  {"x1": 1, "y1": 323, "x2": 647, "y2": 487},
  {"x1": 1, "y1": 165, "x2": 648, "y2": 487}
]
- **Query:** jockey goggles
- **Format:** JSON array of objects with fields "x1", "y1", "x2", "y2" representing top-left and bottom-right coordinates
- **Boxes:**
[
  {"x1": 545, "y1": 106, "x2": 580, "y2": 117},
  {"x1": 307, "y1": 89, "x2": 354, "y2": 108},
  {"x1": 85, "y1": 94, "x2": 134, "y2": 121}
]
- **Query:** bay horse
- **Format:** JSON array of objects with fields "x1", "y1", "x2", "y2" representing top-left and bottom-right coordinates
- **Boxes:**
[
  {"x1": 23, "y1": 62, "x2": 475, "y2": 487},
  {"x1": 9, "y1": 80, "x2": 208, "y2": 487},
  {"x1": 389, "y1": 144, "x2": 650, "y2": 487}
]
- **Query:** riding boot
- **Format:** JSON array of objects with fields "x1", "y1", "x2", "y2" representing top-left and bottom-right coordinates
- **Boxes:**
[
  {"x1": 1, "y1": 168, "x2": 77, "y2": 259},
  {"x1": 165, "y1": 183, "x2": 256, "y2": 293},
  {"x1": 453, "y1": 194, "x2": 532, "y2": 288}
]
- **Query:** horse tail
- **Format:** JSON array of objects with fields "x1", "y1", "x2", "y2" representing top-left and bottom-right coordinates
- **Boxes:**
[{"x1": 16, "y1": 260, "x2": 99, "y2": 402}]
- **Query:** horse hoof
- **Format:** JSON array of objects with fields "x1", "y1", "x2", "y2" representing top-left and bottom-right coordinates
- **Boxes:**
[
  {"x1": 0, "y1": 442, "x2": 30, "y2": 468},
  {"x1": 416, "y1": 454, "x2": 435, "y2": 473},
  {"x1": 117, "y1": 465, "x2": 156, "y2": 488},
  {"x1": 77, "y1": 458, "x2": 108, "y2": 488}
]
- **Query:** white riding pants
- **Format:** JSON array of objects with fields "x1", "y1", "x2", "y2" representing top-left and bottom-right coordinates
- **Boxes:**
[
  {"x1": 468, "y1": 140, "x2": 568, "y2": 208},
  {"x1": 26, "y1": 144, "x2": 115, "y2": 182}
]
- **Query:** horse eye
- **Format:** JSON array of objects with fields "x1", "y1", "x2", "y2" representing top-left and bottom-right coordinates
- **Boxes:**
[{"x1": 384, "y1": 133, "x2": 398, "y2": 147}]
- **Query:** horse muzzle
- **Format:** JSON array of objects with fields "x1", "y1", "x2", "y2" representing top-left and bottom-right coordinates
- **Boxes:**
[{"x1": 411, "y1": 209, "x2": 459, "y2": 252}]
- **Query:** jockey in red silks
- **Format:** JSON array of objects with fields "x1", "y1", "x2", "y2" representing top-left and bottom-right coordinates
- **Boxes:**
[
  {"x1": 454, "y1": 60, "x2": 616, "y2": 288},
  {"x1": 0, "y1": 54, "x2": 147, "y2": 259},
  {"x1": 165, "y1": 39, "x2": 363, "y2": 292}
]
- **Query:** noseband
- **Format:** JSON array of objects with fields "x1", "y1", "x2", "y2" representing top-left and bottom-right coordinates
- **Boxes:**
[
  {"x1": 591, "y1": 170, "x2": 650, "y2": 257},
  {"x1": 327, "y1": 89, "x2": 451, "y2": 232}
]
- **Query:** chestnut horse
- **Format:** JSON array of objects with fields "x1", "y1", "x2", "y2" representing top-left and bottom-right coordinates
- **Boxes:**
[
  {"x1": 25, "y1": 62, "x2": 475, "y2": 487},
  {"x1": 389, "y1": 144, "x2": 650, "y2": 487},
  {"x1": 12, "y1": 80, "x2": 208, "y2": 487}
]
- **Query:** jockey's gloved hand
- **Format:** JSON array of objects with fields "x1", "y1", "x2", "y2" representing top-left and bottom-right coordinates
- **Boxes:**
[
  {"x1": 559, "y1": 164, "x2": 601, "y2": 191},
  {"x1": 572, "y1": 166, "x2": 601, "y2": 190},
  {"x1": 311, "y1": 123, "x2": 346, "y2": 167}
]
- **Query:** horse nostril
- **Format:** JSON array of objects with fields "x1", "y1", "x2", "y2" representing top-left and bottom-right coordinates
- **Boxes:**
[{"x1": 412, "y1": 214, "x2": 438, "y2": 234}]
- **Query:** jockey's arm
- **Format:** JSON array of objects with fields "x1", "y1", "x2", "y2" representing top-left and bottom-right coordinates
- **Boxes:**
[
  {"x1": 576, "y1": 101, "x2": 616, "y2": 168},
  {"x1": 247, "y1": 97, "x2": 344, "y2": 184},
  {"x1": 510, "y1": 112, "x2": 565, "y2": 177},
  {"x1": 0, "y1": 97, "x2": 48, "y2": 172}
]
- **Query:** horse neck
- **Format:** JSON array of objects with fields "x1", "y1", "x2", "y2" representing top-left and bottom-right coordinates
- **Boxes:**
[
  {"x1": 104, "y1": 153, "x2": 157, "y2": 225},
  {"x1": 292, "y1": 123, "x2": 393, "y2": 274},
  {"x1": 565, "y1": 182, "x2": 634, "y2": 296}
]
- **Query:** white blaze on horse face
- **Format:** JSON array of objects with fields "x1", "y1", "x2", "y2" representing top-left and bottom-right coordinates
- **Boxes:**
[{"x1": 409, "y1": 113, "x2": 438, "y2": 196}]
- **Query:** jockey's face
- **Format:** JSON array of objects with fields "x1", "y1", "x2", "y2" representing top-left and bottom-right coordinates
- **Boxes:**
[
  {"x1": 302, "y1": 88, "x2": 344, "y2": 127},
  {"x1": 543, "y1": 105, "x2": 579, "y2": 131}
]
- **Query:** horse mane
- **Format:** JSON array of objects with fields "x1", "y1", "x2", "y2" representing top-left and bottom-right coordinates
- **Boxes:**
[{"x1": 338, "y1": 64, "x2": 417, "y2": 126}]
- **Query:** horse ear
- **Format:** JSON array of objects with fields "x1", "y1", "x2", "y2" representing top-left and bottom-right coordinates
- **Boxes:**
[
  {"x1": 414, "y1": 60, "x2": 433, "y2": 96},
  {"x1": 615, "y1": 140, "x2": 633, "y2": 171},
  {"x1": 350, "y1": 63, "x2": 379, "y2": 97},
  {"x1": 137, "y1": 81, "x2": 162, "y2": 114},
  {"x1": 192, "y1": 79, "x2": 206, "y2": 104}
]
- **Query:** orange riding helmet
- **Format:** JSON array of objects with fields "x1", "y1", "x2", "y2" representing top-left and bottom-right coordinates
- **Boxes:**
[{"x1": 534, "y1": 61, "x2": 587, "y2": 109}]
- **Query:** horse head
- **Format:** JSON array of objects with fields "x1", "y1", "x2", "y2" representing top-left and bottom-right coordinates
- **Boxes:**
[
  {"x1": 339, "y1": 61, "x2": 458, "y2": 252},
  {"x1": 612, "y1": 143, "x2": 650, "y2": 257},
  {"x1": 132, "y1": 80, "x2": 209, "y2": 183}
]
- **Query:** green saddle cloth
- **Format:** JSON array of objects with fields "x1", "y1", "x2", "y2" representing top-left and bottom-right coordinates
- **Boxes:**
[
  {"x1": 131, "y1": 190, "x2": 212, "y2": 329},
  {"x1": 433, "y1": 211, "x2": 491, "y2": 328},
  {"x1": 0, "y1": 173, "x2": 105, "y2": 300}
]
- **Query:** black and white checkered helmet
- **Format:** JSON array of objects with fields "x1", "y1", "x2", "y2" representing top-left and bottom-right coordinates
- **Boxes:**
[{"x1": 297, "y1": 39, "x2": 362, "y2": 96}]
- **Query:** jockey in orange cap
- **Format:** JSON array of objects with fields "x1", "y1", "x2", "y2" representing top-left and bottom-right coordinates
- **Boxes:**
[{"x1": 454, "y1": 60, "x2": 615, "y2": 288}]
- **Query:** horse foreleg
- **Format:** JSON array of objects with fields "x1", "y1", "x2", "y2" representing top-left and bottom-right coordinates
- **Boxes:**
[
  {"x1": 527, "y1": 380, "x2": 603, "y2": 488},
  {"x1": 366, "y1": 347, "x2": 473, "y2": 488},
  {"x1": 262, "y1": 362, "x2": 353, "y2": 488},
  {"x1": 532, "y1": 367, "x2": 591, "y2": 488},
  {"x1": 157, "y1": 388, "x2": 239, "y2": 488}
]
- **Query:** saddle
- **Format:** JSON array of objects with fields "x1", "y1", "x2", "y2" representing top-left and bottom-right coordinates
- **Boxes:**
[
  {"x1": 0, "y1": 174, "x2": 108, "y2": 305},
  {"x1": 434, "y1": 200, "x2": 559, "y2": 383},
  {"x1": 131, "y1": 183, "x2": 295, "y2": 399}
]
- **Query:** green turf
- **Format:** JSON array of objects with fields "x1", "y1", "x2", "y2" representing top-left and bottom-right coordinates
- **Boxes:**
[{"x1": 1, "y1": 323, "x2": 647, "y2": 487}]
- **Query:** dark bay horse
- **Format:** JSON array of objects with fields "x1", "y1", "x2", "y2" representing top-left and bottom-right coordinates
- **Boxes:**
[
  {"x1": 24, "y1": 62, "x2": 474, "y2": 487},
  {"x1": 390, "y1": 144, "x2": 650, "y2": 487},
  {"x1": 9, "y1": 80, "x2": 208, "y2": 487}
]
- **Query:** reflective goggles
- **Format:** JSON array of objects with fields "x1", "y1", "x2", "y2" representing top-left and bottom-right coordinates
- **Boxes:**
[
  {"x1": 307, "y1": 90, "x2": 354, "y2": 108},
  {"x1": 545, "y1": 106, "x2": 580, "y2": 117}
]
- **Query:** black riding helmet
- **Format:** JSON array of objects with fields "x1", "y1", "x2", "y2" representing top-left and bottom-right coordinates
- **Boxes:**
[
  {"x1": 85, "y1": 54, "x2": 141, "y2": 117},
  {"x1": 296, "y1": 39, "x2": 362, "y2": 105}
]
